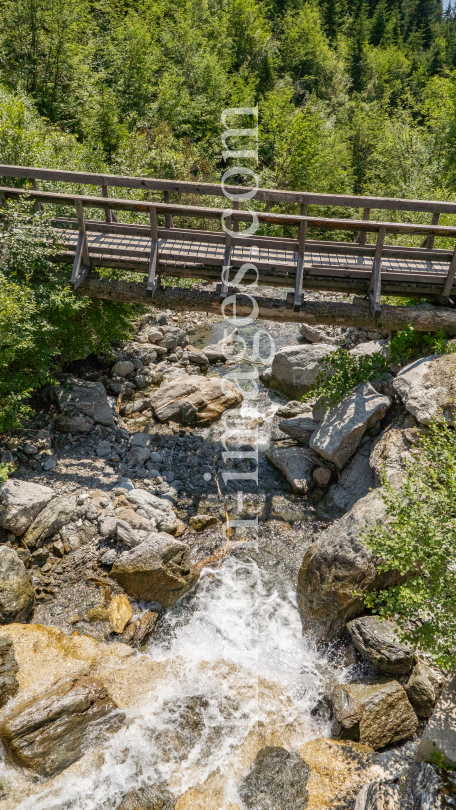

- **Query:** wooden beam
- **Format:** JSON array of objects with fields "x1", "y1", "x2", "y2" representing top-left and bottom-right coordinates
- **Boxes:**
[
  {"x1": 75, "y1": 277, "x2": 456, "y2": 333},
  {"x1": 356, "y1": 207, "x2": 370, "y2": 246},
  {"x1": 163, "y1": 190, "x2": 173, "y2": 228},
  {"x1": 442, "y1": 244, "x2": 456, "y2": 297}
]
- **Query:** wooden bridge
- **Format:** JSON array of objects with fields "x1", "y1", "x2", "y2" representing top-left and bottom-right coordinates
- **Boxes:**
[{"x1": 2, "y1": 164, "x2": 456, "y2": 321}]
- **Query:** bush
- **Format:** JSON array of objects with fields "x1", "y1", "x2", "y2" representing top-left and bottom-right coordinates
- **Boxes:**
[
  {"x1": 301, "y1": 346, "x2": 389, "y2": 408},
  {"x1": 363, "y1": 419, "x2": 456, "y2": 670},
  {"x1": 0, "y1": 199, "x2": 134, "y2": 431},
  {"x1": 389, "y1": 325, "x2": 451, "y2": 365}
]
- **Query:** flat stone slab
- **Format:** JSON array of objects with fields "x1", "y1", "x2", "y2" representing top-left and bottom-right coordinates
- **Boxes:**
[
  {"x1": 0, "y1": 480, "x2": 55, "y2": 536},
  {"x1": 148, "y1": 375, "x2": 242, "y2": 424},
  {"x1": 309, "y1": 382, "x2": 391, "y2": 470}
]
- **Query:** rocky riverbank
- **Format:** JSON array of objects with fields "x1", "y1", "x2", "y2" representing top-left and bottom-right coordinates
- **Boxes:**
[{"x1": 0, "y1": 294, "x2": 454, "y2": 809}]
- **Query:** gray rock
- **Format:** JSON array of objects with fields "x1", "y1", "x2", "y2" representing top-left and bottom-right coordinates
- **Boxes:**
[
  {"x1": 276, "y1": 401, "x2": 313, "y2": 419},
  {"x1": 309, "y1": 383, "x2": 391, "y2": 470},
  {"x1": 116, "y1": 519, "x2": 141, "y2": 548},
  {"x1": 0, "y1": 637, "x2": 19, "y2": 707},
  {"x1": 0, "y1": 547, "x2": 35, "y2": 623},
  {"x1": 23, "y1": 443, "x2": 38, "y2": 455},
  {"x1": 349, "y1": 340, "x2": 389, "y2": 359},
  {"x1": 405, "y1": 662, "x2": 440, "y2": 718},
  {"x1": 392, "y1": 354, "x2": 456, "y2": 425},
  {"x1": 127, "y1": 446, "x2": 150, "y2": 466},
  {"x1": 23, "y1": 493, "x2": 78, "y2": 548},
  {"x1": 147, "y1": 328, "x2": 164, "y2": 344},
  {"x1": 265, "y1": 445, "x2": 317, "y2": 494},
  {"x1": 111, "y1": 532, "x2": 198, "y2": 607},
  {"x1": 149, "y1": 375, "x2": 242, "y2": 425},
  {"x1": 370, "y1": 427, "x2": 416, "y2": 487},
  {"x1": 126, "y1": 489, "x2": 178, "y2": 534},
  {"x1": 299, "y1": 323, "x2": 335, "y2": 344},
  {"x1": 159, "y1": 334, "x2": 177, "y2": 351},
  {"x1": 125, "y1": 342, "x2": 158, "y2": 365},
  {"x1": 54, "y1": 377, "x2": 114, "y2": 427},
  {"x1": 42, "y1": 456, "x2": 58, "y2": 471},
  {"x1": 415, "y1": 670, "x2": 456, "y2": 767},
  {"x1": 269, "y1": 344, "x2": 334, "y2": 399},
  {"x1": 112, "y1": 360, "x2": 135, "y2": 377},
  {"x1": 333, "y1": 680, "x2": 418, "y2": 749},
  {"x1": 238, "y1": 746, "x2": 310, "y2": 810},
  {"x1": 322, "y1": 449, "x2": 374, "y2": 516},
  {"x1": 278, "y1": 415, "x2": 319, "y2": 444},
  {"x1": 100, "y1": 548, "x2": 117, "y2": 566},
  {"x1": 347, "y1": 616, "x2": 415, "y2": 675},
  {"x1": 130, "y1": 433, "x2": 151, "y2": 448},
  {"x1": 53, "y1": 413, "x2": 94, "y2": 434},
  {"x1": 410, "y1": 762, "x2": 454, "y2": 810},
  {"x1": 96, "y1": 440, "x2": 112, "y2": 458},
  {"x1": 313, "y1": 466, "x2": 332, "y2": 487},
  {"x1": 99, "y1": 516, "x2": 117, "y2": 537},
  {"x1": 0, "y1": 480, "x2": 55, "y2": 536},
  {"x1": 187, "y1": 350, "x2": 209, "y2": 366},
  {"x1": 297, "y1": 488, "x2": 405, "y2": 641},
  {"x1": 117, "y1": 783, "x2": 175, "y2": 810},
  {"x1": 0, "y1": 676, "x2": 123, "y2": 776},
  {"x1": 354, "y1": 778, "x2": 401, "y2": 809}
]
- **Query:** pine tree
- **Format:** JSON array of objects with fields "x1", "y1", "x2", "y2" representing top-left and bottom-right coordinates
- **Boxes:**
[{"x1": 348, "y1": 0, "x2": 370, "y2": 92}]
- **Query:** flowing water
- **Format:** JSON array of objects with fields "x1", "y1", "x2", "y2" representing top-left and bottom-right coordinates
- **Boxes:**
[{"x1": 2, "y1": 317, "x2": 348, "y2": 809}]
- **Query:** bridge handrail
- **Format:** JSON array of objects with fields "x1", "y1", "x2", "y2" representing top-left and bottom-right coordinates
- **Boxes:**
[
  {"x1": 0, "y1": 163, "x2": 456, "y2": 216},
  {"x1": 2, "y1": 185, "x2": 456, "y2": 237}
]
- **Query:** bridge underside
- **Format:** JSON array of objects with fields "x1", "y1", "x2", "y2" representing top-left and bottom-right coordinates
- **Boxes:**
[{"x1": 58, "y1": 223, "x2": 456, "y2": 300}]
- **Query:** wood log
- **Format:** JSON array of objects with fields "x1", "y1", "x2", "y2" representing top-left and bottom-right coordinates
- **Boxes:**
[{"x1": 76, "y1": 277, "x2": 456, "y2": 334}]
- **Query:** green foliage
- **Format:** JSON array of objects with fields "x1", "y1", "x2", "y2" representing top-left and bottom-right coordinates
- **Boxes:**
[
  {"x1": 363, "y1": 418, "x2": 456, "y2": 669},
  {"x1": 389, "y1": 325, "x2": 451, "y2": 364},
  {"x1": 301, "y1": 347, "x2": 389, "y2": 408},
  {"x1": 0, "y1": 199, "x2": 134, "y2": 431},
  {"x1": 0, "y1": 463, "x2": 12, "y2": 482}
]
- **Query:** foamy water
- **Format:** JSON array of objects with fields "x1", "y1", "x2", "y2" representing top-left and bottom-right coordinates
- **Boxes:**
[{"x1": 5, "y1": 558, "x2": 345, "y2": 810}]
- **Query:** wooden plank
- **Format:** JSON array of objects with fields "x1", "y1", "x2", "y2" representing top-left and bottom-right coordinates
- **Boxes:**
[
  {"x1": 146, "y1": 207, "x2": 159, "y2": 294},
  {"x1": 442, "y1": 244, "x2": 456, "y2": 296},
  {"x1": 369, "y1": 225, "x2": 386, "y2": 315},
  {"x1": 4, "y1": 163, "x2": 456, "y2": 214}
]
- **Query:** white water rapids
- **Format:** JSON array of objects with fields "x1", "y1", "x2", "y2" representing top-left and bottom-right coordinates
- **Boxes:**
[{"x1": 3, "y1": 557, "x2": 345, "y2": 810}]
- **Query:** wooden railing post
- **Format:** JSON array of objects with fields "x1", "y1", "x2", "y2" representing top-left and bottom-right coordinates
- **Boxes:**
[
  {"x1": 71, "y1": 198, "x2": 91, "y2": 289},
  {"x1": 442, "y1": 242, "x2": 456, "y2": 297},
  {"x1": 146, "y1": 205, "x2": 159, "y2": 295},
  {"x1": 357, "y1": 208, "x2": 371, "y2": 246},
  {"x1": 163, "y1": 191, "x2": 174, "y2": 229},
  {"x1": 220, "y1": 211, "x2": 232, "y2": 300},
  {"x1": 423, "y1": 212, "x2": 440, "y2": 250},
  {"x1": 31, "y1": 179, "x2": 44, "y2": 213},
  {"x1": 369, "y1": 225, "x2": 385, "y2": 316},
  {"x1": 294, "y1": 203, "x2": 307, "y2": 311},
  {"x1": 101, "y1": 183, "x2": 118, "y2": 223},
  {"x1": 232, "y1": 199, "x2": 239, "y2": 233}
]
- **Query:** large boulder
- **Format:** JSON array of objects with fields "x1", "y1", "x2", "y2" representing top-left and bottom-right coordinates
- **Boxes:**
[
  {"x1": 0, "y1": 676, "x2": 122, "y2": 775},
  {"x1": 354, "y1": 777, "x2": 401, "y2": 809},
  {"x1": 0, "y1": 547, "x2": 35, "y2": 623},
  {"x1": 269, "y1": 344, "x2": 334, "y2": 399},
  {"x1": 405, "y1": 661, "x2": 442, "y2": 718},
  {"x1": 238, "y1": 746, "x2": 310, "y2": 810},
  {"x1": 369, "y1": 427, "x2": 416, "y2": 487},
  {"x1": 148, "y1": 375, "x2": 242, "y2": 425},
  {"x1": 393, "y1": 354, "x2": 456, "y2": 425},
  {"x1": 0, "y1": 637, "x2": 19, "y2": 707},
  {"x1": 0, "y1": 480, "x2": 55, "y2": 536},
  {"x1": 265, "y1": 445, "x2": 317, "y2": 494},
  {"x1": 23, "y1": 492, "x2": 79, "y2": 548},
  {"x1": 309, "y1": 383, "x2": 391, "y2": 470},
  {"x1": 53, "y1": 377, "x2": 114, "y2": 427},
  {"x1": 297, "y1": 489, "x2": 404, "y2": 641},
  {"x1": 125, "y1": 489, "x2": 177, "y2": 534},
  {"x1": 347, "y1": 616, "x2": 415, "y2": 676},
  {"x1": 332, "y1": 680, "x2": 418, "y2": 749},
  {"x1": 415, "y1": 670, "x2": 456, "y2": 768},
  {"x1": 111, "y1": 532, "x2": 198, "y2": 607}
]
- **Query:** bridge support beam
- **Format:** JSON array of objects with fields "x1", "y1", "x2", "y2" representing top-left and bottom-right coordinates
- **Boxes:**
[{"x1": 76, "y1": 277, "x2": 456, "y2": 334}]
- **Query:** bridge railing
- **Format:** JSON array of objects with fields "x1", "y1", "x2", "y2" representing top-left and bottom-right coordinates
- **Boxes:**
[{"x1": 1, "y1": 169, "x2": 456, "y2": 313}]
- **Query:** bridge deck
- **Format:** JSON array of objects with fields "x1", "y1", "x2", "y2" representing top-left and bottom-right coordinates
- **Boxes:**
[{"x1": 2, "y1": 164, "x2": 456, "y2": 313}]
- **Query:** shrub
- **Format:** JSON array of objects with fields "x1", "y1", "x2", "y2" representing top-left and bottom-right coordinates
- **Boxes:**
[
  {"x1": 301, "y1": 346, "x2": 389, "y2": 408},
  {"x1": 363, "y1": 419, "x2": 456, "y2": 670},
  {"x1": 0, "y1": 199, "x2": 134, "y2": 431}
]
